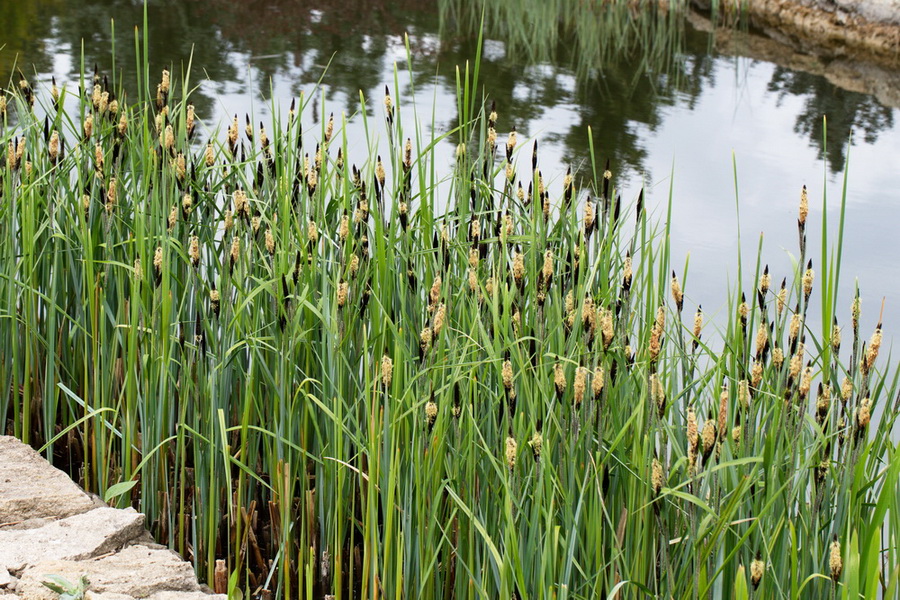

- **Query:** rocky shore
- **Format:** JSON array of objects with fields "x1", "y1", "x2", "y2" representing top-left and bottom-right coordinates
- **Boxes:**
[
  {"x1": 0, "y1": 436, "x2": 226, "y2": 600},
  {"x1": 691, "y1": 0, "x2": 900, "y2": 65}
]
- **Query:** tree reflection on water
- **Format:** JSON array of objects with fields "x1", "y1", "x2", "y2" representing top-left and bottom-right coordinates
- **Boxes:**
[{"x1": 0, "y1": 0, "x2": 894, "y2": 180}]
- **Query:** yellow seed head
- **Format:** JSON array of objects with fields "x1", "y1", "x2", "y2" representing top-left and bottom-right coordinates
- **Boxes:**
[
  {"x1": 799, "y1": 365, "x2": 812, "y2": 398},
  {"x1": 541, "y1": 250, "x2": 553, "y2": 282},
  {"x1": 338, "y1": 214, "x2": 350, "y2": 242},
  {"x1": 224, "y1": 210, "x2": 233, "y2": 232},
  {"x1": 349, "y1": 254, "x2": 360, "y2": 277},
  {"x1": 687, "y1": 407, "x2": 699, "y2": 453},
  {"x1": 91, "y1": 84, "x2": 101, "y2": 109},
  {"x1": 584, "y1": 199, "x2": 594, "y2": 232},
  {"x1": 84, "y1": 113, "x2": 93, "y2": 138},
  {"x1": 251, "y1": 216, "x2": 261, "y2": 235},
  {"x1": 134, "y1": 258, "x2": 143, "y2": 283},
  {"x1": 469, "y1": 217, "x2": 480, "y2": 240},
  {"x1": 789, "y1": 313, "x2": 802, "y2": 343},
  {"x1": 841, "y1": 376, "x2": 853, "y2": 401},
  {"x1": 592, "y1": 366, "x2": 605, "y2": 398},
  {"x1": 798, "y1": 185, "x2": 808, "y2": 225},
  {"x1": 732, "y1": 425, "x2": 742, "y2": 445},
  {"x1": 337, "y1": 280, "x2": 349, "y2": 308},
  {"x1": 308, "y1": 220, "x2": 319, "y2": 245},
  {"x1": 154, "y1": 246, "x2": 163, "y2": 274},
  {"x1": 189, "y1": 236, "x2": 200, "y2": 266},
  {"x1": 468, "y1": 267, "x2": 478, "y2": 292},
  {"x1": 623, "y1": 254, "x2": 633, "y2": 287},
  {"x1": 513, "y1": 250, "x2": 525, "y2": 283},
  {"x1": 772, "y1": 347, "x2": 784, "y2": 368},
  {"x1": 756, "y1": 324, "x2": 768, "y2": 356},
  {"x1": 650, "y1": 373, "x2": 665, "y2": 417},
  {"x1": 501, "y1": 359, "x2": 514, "y2": 390},
  {"x1": 554, "y1": 362, "x2": 566, "y2": 396},
  {"x1": 106, "y1": 178, "x2": 117, "y2": 212},
  {"x1": 574, "y1": 366, "x2": 587, "y2": 407},
  {"x1": 381, "y1": 354, "x2": 393, "y2": 388},
  {"x1": 701, "y1": 420, "x2": 716, "y2": 457},
  {"x1": 751, "y1": 361, "x2": 763, "y2": 389},
  {"x1": 670, "y1": 274, "x2": 683, "y2": 308},
  {"x1": 600, "y1": 309, "x2": 614, "y2": 349},
  {"x1": 829, "y1": 539, "x2": 842, "y2": 581},
  {"x1": 866, "y1": 327, "x2": 883, "y2": 370},
  {"x1": 433, "y1": 303, "x2": 447, "y2": 337},
  {"x1": 530, "y1": 431, "x2": 542, "y2": 460},
  {"x1": 857, "y1": 397, "x2": 871, "y2": 430},
  {"x1": 49, "y1": 130, "x2": 59, "y2": 162},
  {"x1": 486, "y1": 276, "x2": 494, "y2": 297},
  {"x1": 160, "y1": 68, "x2": 170, "y2": 94},
  {"x1": 265, "y1": 228, "x2": 275, "y2": 255},
  {"x1": 832, "y1": 324, "x2": 842, "y2": 351},
  {"x1": 419, "y1": 326, "x2": 432, "y2": 353},
  {"x1": 803, "y1": 267, "x2": 814, "y2": 297},
  {"x1": 789, "y1": 353, "x2": 802, "y2": 380},
  {"x1": 118, "y1": 111, "x2": 127, "y2": 136},
  {"x1": 750, "y1": 559, "x2": 765, "y2": 589},
  {"x1": 651, "y1": 458, "x2": 664, "y2": 495},
  {"x1": 851, "y1": 297, "x2": 861, "y2": 329},
  {"x1": 760, "y1": 271, "x2": 771, "y2": 294},
  {"x1": 430, "y1": 275, "x2": 442, "y2": 307},
  {"x1": 425, "y1": 400, "x2": 438, "y2": 428},
  {"x1": 164, "y1": 124, "x2": 175, "y2": 152},
  {"x1": 777, "y1": 286, "x2": 787, "y2": 315},
  {"x1": 505, "y1": 436, "x2": 517, "y2": 470},
  {"x1": 205, "y1": 142, "x2": 215, "y2": 167},
  {"x1": 230, "y1": 235, "x2": 241, "y2": 264},
  {"x1": 693, "y1": 307, "x2": 703, "y2": 339},
  {"x1": 738, "y1": 379, "x2": 750, "y2": 410},
  {"x1": 181, "y1": 192, "x2": 193, "y2": 215}
]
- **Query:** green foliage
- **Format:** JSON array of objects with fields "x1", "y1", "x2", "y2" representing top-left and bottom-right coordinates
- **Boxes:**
[{"x1": 1, "y1": 19, "x2": 898, "y2": 600}]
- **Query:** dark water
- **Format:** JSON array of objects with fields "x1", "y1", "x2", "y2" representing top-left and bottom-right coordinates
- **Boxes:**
[{"x1": 3, "y1": 0, "x2": 899, "y2": 336}]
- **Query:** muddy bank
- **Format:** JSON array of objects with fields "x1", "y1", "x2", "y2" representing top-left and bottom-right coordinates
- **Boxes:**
[
  {"x1": 687, "y1": 9, "x2": 900, "y2": 107},
  {"x1": 691, "y1": 0, "x2": 900, "y2": 65}
]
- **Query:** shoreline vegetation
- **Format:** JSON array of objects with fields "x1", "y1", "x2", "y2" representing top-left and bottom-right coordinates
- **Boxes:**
[{"x1": 1, "y1": 14, "x2": 899, "y2": 600}]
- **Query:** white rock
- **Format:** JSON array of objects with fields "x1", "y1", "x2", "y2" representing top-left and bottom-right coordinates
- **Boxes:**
[
  {"x1": 0, "y1": 437, "x2": 94, "y2": 523},
  {"x1": 18, "y1": 546, "x2": 202, "y2": 600},
  {"x1": 0, "y1": 508, "x2": 144, "y2": 572}
]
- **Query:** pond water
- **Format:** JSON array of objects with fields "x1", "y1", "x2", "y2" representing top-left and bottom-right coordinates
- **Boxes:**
[{"x1": 3, "y1": 0, "x2": 899, "y2": 342}]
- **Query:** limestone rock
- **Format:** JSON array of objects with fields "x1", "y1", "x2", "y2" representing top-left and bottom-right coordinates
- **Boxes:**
[
  {"x1": 0, "y1": 437, "x2": 94, "y2": 523},
  {"x1": 87, "y1": 593, "x2": 226, "y2": 600},
  {"x1": 17, "y1": 546, "x2": 203, "y2": 600},
  {"x1": 0, "y1": 508, "x2": 144, "y2": 573}
]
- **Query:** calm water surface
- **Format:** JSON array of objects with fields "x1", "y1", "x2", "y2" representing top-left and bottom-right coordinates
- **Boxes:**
[{"x1": 3, "y1": 0, "x2": 899, "y2": 339}]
